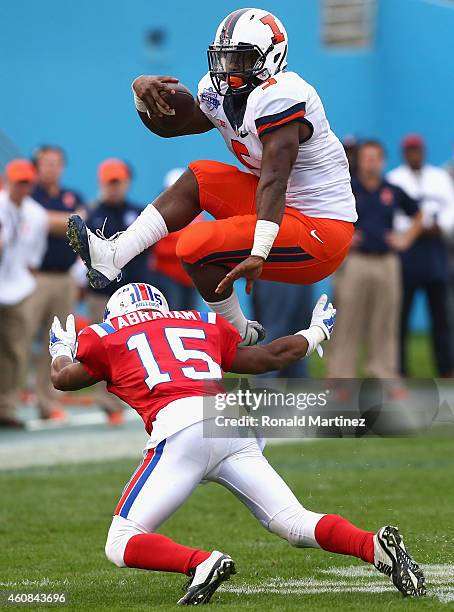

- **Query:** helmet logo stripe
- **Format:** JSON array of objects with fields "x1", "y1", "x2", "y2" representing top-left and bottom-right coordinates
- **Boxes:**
[
  {"x1": 138, "y1": 283, "x2": 149, "y2": 301},
  {"x1": 132, "y1": 283, "x2": 141, "y2": 303},
  {"x1": 221, "y1": 8, "x2": 250, "y2": 42},
  {"x1": 146, "y1": 285, "x2": 155, "y2": 301}
]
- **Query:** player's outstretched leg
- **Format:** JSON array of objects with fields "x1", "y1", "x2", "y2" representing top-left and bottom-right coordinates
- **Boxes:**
[
  {"x1": 214, "y1": 444, "x2": 426, "y2": 599},
  {"x1": 67, "y1": 170, "x2": 201, "y2": 289}
]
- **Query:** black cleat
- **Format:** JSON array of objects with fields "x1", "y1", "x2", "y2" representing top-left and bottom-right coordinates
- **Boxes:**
[
  {"x1": 374, "y1": 525, "x2": 426, "y2": 597},
  {"x1": 177, "y1": 551, "x2": 236, "y2": 605}
]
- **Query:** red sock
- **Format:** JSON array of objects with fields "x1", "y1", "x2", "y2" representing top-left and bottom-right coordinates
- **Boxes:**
[
  {"x1": 314, "y1": 514, "x2": 374, "y2": 564},
  {"x1": 123, "y1": 533, "x2": 211, "y2": 574}
]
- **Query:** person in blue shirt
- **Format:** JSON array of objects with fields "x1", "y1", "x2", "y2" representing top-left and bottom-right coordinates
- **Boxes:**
[
  {"x1": 28, "y1": 145, "x2": 85, "y2": 421},
  {"x1": 85, "y1": 159, "x2": 153, "y2": 424},
  {"x1": 327, "y1": 140, "x2": 422, "y2": 378},
  {"x1": 252, "y1": 281, "x2": 313, "y2": 378}
]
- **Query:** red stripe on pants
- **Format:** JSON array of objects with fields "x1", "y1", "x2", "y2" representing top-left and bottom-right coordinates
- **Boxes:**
[{"x1": 114, "y1": 449, "x2": 155, "y2": 515}]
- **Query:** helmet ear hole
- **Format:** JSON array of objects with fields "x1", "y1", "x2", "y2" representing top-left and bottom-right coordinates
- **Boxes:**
[{"x1": 273, "y1": 52, "x2": 281, "y2": 63}]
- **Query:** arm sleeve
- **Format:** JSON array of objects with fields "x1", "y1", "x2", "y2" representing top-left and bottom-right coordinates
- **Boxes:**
[
  {"x1": 253, "y1": 80, "x2": 308, "y2": 138},
  {"x1": 75, "y1": 328, "x2": 110, "y2": 381},
  {"x1": 216, "y1": 314, "x2": 242, "y2": 372},
  {"x1": 395, "y1": 186, "x2": 419, "y2": 217}
]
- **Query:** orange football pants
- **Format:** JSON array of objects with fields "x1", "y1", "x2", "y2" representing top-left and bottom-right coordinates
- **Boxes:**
[{"x1": 176, "y1": 160, "x2": 354, "y2": 284}]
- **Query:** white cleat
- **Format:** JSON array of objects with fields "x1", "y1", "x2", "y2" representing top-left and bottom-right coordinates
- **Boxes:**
[
  {"x1": 67, "y1": 215, "x2": 122, "y2": 289},
  {"x1": 374, "y1": 525, "x2": 426, "y2": 597},
  {"x1": 177, "y1": 550, "x2": 236, "y2": 605},
  {"x1": 239, "y1": 320, "x2": 266, "y2": 346}
]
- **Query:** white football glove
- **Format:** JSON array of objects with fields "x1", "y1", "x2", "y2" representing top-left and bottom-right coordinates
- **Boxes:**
[
  {"x1": 296, "y1": 294, "x2": 336, "y2": 358},
  {"x1": 49, "y1": 314, "x2": 77, "y2": 363}
]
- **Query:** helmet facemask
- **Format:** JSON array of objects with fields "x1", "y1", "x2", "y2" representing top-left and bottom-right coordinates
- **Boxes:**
[{"x1": 208, "y1": 42, "x2": 269, "y2": 96}]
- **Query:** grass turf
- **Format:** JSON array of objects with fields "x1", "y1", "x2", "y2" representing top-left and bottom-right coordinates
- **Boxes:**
[{"x1": 0, "y1": 436, "x2": 452, "y2": 611}]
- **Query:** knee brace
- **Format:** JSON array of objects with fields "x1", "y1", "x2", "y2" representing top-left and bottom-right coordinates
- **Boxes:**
[
  {"x1": 105, "y1": 515, "x2": 146, "y2": 567},
  {"x1": 268, "y1": 503, "x2": 325, "y2": 548}
]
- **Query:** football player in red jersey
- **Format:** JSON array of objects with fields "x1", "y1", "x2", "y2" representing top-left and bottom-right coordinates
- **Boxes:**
[
  {"x1": 67, "y1": 8, "x2": 357, "y2": 347},
  {"x1": 49, "y1": 283, "x2": 425, "y2": 604}
]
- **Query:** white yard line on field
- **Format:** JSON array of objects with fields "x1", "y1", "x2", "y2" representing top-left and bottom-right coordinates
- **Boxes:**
[{"x1": 220, "y1": 564, "x2": 454, "y2": 603}]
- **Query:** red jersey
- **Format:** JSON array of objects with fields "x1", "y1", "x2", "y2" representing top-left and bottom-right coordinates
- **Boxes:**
[{"x1": 75, "y1": 309, "x2": 241, "y2": 434}]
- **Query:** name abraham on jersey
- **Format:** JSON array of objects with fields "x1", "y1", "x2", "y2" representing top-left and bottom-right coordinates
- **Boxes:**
[
  {"x1": 113, "y1": 309, "x2": 200, "y2": 330},
  {"x1": 201, "y1": 87, "x2": 221, "y2": 112}
]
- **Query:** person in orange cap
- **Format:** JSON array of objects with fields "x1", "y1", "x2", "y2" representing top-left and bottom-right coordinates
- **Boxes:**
[
  {"x1": 84, "y1": 159, "x2": 152, "y2": 425},
  {"x1": 0, "y1": 160, "x2": 48, "y2": 428}
]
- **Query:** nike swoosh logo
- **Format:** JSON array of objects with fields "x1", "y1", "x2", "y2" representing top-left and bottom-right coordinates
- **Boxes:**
[{"x1": 310, "y1": 229, "x2": 324, "y2": 244}]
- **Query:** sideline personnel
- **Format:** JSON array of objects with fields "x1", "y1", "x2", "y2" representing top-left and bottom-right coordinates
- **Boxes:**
[
  {"x1": 0, "y1": 160, "x2": 47, "y2": 427},
  {"x1": 29, "y1": 145, "x2": 85, "y2": 420},
  {"x1": 327, "y1": 141, "x2": 422, "y2": 378}
]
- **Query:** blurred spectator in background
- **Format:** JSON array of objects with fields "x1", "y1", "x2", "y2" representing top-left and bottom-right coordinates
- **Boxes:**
[
  {"x1": 252, "y1": 281, "x2": 313, "y2": 378},
  {"x1": 327, "y1": 141, "x2": 422, "y2": 378},
  {"x1": 444, "y1": 144, "x2": 454, "y2": 362},
  {"x1": 84, "y1": 159, "x2": 152, "y2": 424},
  {"x1": 149, "y1": 168, "x2": 199, "y2": 310},
  {"x1": 342, "y1": 135, "x2": 359, "y2": 178},
  {"x1": 0, "y1": 161, "x2": 48, "y2": 428},
  {"x1": 443, "y1": 144, "x2": 454, "y2": 184},
  {"x1": 28, "y1": 145, "x2": 85, "y2": 420},
  {"x1": 387, "y1": 134, "x2": 454, "y2": 377}
]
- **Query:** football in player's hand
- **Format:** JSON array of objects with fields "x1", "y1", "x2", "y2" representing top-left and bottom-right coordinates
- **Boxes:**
[{"x1": 150, "y1": 83, "x2": 195, "y2": 133}]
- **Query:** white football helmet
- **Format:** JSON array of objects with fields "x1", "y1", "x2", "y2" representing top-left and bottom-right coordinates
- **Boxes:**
[
  {"x1": 208, "y1": 8, "x2": 288, "y2": 96},
  {"x1": 103, "y1": 283, "x2": 169, "y2": 321}
]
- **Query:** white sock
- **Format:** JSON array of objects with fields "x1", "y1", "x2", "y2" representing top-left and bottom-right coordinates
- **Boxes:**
[
  {"x1": 114, "y1": 204, "x2": 168, "y2": 269},
  {"x1": 205, "y1": 290, "x2": 248, "y2": 338}
]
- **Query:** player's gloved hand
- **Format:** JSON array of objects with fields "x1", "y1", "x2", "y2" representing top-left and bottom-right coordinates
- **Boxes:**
[
  {"x1": 132, "y1": 75, "x2": 178, "y2": 118},
  {"x1": 215, "y1": 256, "x2": 264, "y2": 295},
  {"x1": 49, "y1": 314, "x2": 77, "y2": 363},
  {"x1": 296, "y1": 294, "x2": 336, "y2": 358}
]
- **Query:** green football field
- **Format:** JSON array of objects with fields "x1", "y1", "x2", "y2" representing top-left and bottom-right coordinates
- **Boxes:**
[{"x1": 1, "y1": 435, "x2": 453, "y2": 611}]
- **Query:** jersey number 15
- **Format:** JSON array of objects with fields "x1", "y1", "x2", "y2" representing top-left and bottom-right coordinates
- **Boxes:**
[{"x1": 127, "y1": 328, "x2": 222, "y2": 390}]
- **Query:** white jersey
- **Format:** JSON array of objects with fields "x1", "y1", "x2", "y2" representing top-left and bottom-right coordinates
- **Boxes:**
[
  {"x1": 387, "y1": 164, "x2": 454, "y2": 236},
  {"x1": 197, "y1": 70, "x2": 357, "y2": 222},
  {"x1": 0, "y1": 190, "x2": 48, "y2": 305}
]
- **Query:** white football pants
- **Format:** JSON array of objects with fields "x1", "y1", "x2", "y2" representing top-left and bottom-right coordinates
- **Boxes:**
[{"x1": 106, "y1": 419, "x2": 324, "y2": 567}]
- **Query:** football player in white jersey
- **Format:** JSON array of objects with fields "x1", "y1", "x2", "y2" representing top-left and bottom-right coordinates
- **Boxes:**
[{"x1": 68, "y1": 8, "x2": 357, "y2": 346}]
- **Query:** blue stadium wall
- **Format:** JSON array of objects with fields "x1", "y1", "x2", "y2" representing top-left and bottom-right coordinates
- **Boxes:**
[{"x1": 1, "y1": 0, "x2": 453, "y2": 327}]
